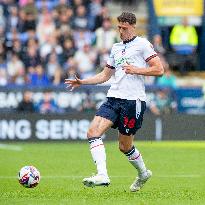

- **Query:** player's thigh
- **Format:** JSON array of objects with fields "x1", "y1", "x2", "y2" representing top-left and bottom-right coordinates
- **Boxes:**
[
  {"x1": 87, "y1": 115, "x2": 114, "y2": 138},
  {"x1": 118, "y1": 100, "x2": 146, "y2": 136},
  {"x1": 118, "y1": 132, "x2": 134, "y2": 153}
]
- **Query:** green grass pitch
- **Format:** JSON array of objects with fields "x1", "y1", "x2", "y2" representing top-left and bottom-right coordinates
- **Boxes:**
[{"x1": 0, "y1": 141, "x2": 205, "y2": 205}]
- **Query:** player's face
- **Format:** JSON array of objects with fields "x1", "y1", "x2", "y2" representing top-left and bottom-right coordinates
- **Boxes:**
[{"x1": 117, "y1": 22, "x2": 135, "y2": 41}]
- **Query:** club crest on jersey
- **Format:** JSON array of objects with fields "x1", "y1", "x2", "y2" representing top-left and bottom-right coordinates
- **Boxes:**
[{"x1": 122, "y1": 49, "x2": 126, "y2": 55}]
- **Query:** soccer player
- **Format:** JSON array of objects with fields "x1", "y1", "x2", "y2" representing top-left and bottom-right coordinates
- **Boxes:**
[{"x1": 65, "y1": 12, "x2": 164, "y2": 192}]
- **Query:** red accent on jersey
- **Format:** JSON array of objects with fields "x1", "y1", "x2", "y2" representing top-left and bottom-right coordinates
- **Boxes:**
[{"x1": 145, "y1": 54, "x2": 157, "y2": 62}]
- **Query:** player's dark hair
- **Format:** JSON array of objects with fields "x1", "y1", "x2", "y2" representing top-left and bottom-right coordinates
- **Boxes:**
[{"x1": 117, "y1": 12, "x2": 136, "y2": 25}]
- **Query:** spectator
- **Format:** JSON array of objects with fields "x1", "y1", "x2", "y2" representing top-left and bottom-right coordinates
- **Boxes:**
[
  {"x1": 71, "y1": 0, "x2": 84, "y2": 14},
  {"x1": 170, "y1": 17, "x2": 198, "y2": 74},
  {"x1": 28, "y1": 65, "x2": 50, "y2": 86},
  {"x1": 0, "y1": 57, "x2": 7, "y2": 70},
  {"x1": 46, "y1": 52, "x2": 62, "y2": 85},
  {"x1": 153, "y1": 34, "x2": 166, "y2": 56},
  {"x1": 74, "y1": 44, "x2": 97, "y2": 78},
  {"x1": 52, "y1": 68, "x2": 62, "y2": 85},
  {"x1": 40, "y1": 35, "x2": 62, "y2": 59},
  {"x1": 72, "y1": 5, "x2": 89, "y2": 30},
  {"x1": 7, "y1": 28, "x2": 34, "y2": 46},
  {"x1": 7, "y1": 52, "x2": 26, "y2": 85},
  {"x1": 55, "y1": 5, "x2": 73, "y2": 28},
  {"x1": 19, "y1": 0, "x2": 30, "y2": 7},
  {"x1": 63, "y1": 57, "x2": 80, "y2": 79},
  {"x1": 95, "y1": 17, "x2": 117, "y2": 68},
  {"x1": 0, "y1": 0, "x2": 107, "y2": 86},
  {"x1": 23, "y1": 46, "x2": 41, "y2": 68},
  {"x1": 17, "y1": 90, "x2": 35, "y2": 112},
  {"x1": 149, "y1": 89, "x2": 176, "y2": 115},
  {"x1": 6, "y1": 5, "x2": 19, "y2": 32},
  {"x1": 0, "y1": 68, "x2": 7, "y2": 86},
  {"x1": 55, "y1": 0, "x2": 70, "y2": 14},
  {"x1": 36, "y1": 10, "x2": 56, "y2": 45},
  {"x1": 58, "y1": 24, "x2": 73, "y2": 46},
  {"x1": 18, "y1": 8, "x2": 26, "y2": 32},
  {"x1": 95, "y1": 17, "x2": 118, "y2": 52},
  {"x1": 203, "y1": 83, "x2": 205, "y2": 102},
  {"x1": 94, "y1": 6, "x2": 110, "y2": 30},
  {"x1": 0, "y1": 43, "x2": 6, "y2": 63},
  {"x1": 26, "y1": 38, "x2": 39, "y2": 51},
  {"x1": 144, "y1": 76, "x2": 155, "y2": 86},
  {"x1": 96, "y1": 48, "x2": 109, "y2": 68},
  {"x1": 60, "y1": 38, "x2": 76, "y2": 65},
  {"x1": 88, "y1": 0, "x2": 103, "y2": 30},
  {"x1": 0, "y1": 26, "x2": 5, "y2": 44},
  {"x1": 79, "y1": 91, "x2": 96, "y2": 112},
  {"x1": 156, "y1": 67, "x2": 177, "y2": 89},
  {"x1": 21, "y1": 0, "x2": 37, "y2": 32},
  {"x1": 89, "y1": 0, "x2": 103, "y2": 19},
  {"x1": 73, "y1": 29, "x2": 94, "y2": 49},
  {"x1": 11, "y1": 39, "x2": 24, "y2": 60},
  {"x1": 36, "y1": 91, "x2": 60, "y2": 114},
  {"x1": 35, "y1": 0, "x2": 58, "y2": 12},
  {"x1": 0, "y1": 5, "x2": 5, "y2": 30},
  {"x1": 152, "y1": 34, "x2": 169, "y2": 72}
]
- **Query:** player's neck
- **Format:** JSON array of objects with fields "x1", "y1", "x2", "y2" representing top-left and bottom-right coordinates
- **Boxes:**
[{"x1": 123, "y1": 36, "x2": 136, "y2": 44}]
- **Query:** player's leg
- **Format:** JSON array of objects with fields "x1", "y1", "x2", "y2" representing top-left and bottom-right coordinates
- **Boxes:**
[
  {"x1": 118, "y1": 133, "x2": 152, "y2": 192},
  {"x1": 83, "y1": 115, "x2": 113, "y2": 187},
  {"x1": 118, "y1": 99, "x2": 152, "y2": 191},
  {"x1": 87, "y1": 115, "x2": 113, "y2": 177},
  {"x1": 118, "y1": 133, "x2": 148, "y2": 177}
]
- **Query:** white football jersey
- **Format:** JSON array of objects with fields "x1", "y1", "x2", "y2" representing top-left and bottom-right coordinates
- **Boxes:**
[{"x1": 106, "y1": 36, "x2": 157, "y2": 101}]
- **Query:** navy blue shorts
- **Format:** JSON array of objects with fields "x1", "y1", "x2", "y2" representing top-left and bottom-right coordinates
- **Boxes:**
[{"x1": 96, "y1": 97, "x2": 146, "y2": 136}]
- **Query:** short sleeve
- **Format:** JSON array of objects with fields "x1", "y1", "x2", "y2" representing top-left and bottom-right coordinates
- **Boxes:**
[
  {"x1": 106, "y1": 47, "x2": 115, "y2": 69},
  {"x1": 142, "y1": 39, "x2": 157, "y2": 63}
]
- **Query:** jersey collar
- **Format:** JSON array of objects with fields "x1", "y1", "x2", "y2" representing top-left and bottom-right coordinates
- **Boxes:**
[{"x1": 123, "y1": 36, "x2": 136, "y2": 44}]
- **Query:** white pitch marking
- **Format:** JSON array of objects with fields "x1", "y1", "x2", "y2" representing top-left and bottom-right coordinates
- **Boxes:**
[
  {"x1": 0, "y1": 174, "x2": 204, "y2": 179},
  {"x1": 0, "y1": 144, "x2": 22, "y2": 151},
  {"x1": 155, "y1": 174, "x2": 203, "y2": 178},
  {"x1": 41, "y1": 175, "x2": 204, "y2": 178}
]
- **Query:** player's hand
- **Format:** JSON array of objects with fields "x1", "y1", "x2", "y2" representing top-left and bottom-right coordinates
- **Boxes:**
[
  {"x1": 122, "y1": 62, "x2": 137, "y2": 75},
  {"x1": 64, "y1": 75, "x2": 82, "y2": 91}
]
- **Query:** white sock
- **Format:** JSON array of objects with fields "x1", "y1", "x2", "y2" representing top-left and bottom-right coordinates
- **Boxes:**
[
  {"x1": 88, "y1": 137, "x2": 108, "y2": 177},
  {"x1": 124, "y1": 146, "x2": 147, "y2": 176}
]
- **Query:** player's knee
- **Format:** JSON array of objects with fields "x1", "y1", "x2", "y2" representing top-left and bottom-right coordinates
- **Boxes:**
[
  {"x1": 119, "y1": 145, "x2": 125, "y2": 153},
  {"x1": 119, "y1": 143, "x2": 127, "y2": 153},
  {"x1": 119, "y1": 142, "x2": 132, "y2": 153},
  {"x1": 87, "y1": 127, "x2": 102, "y2": 138}
]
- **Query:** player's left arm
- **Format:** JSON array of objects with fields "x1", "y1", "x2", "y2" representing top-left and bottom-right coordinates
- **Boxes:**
[{"x1": 123, "y1": 56, "x2": 164, "y2": 76}]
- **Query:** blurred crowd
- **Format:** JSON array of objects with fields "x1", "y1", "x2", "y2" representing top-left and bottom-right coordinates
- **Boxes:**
[
  {"x1": 16, "y1": 88, "x2": 177, "y2": 115},
  {"x1": 0, "y1": 0, "x2": 183, "y2": 89},
  {"x1": 16, "y1": 89, "x2": 97, "y2": 114},
  {"x1": 0, "y1": 0, "x2": 191, "y2": 89},
  {"x1": 0, "y1": 0, "x2": 119, "y2": 86},
  {"x1": 2, "y1": 0, "x2": 199, "y2": 115}
]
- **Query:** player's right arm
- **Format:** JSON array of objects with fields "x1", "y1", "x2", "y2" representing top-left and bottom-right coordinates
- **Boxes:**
[{"x1": 64, "y1": 66, "x2": 114, "y2": 91}]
